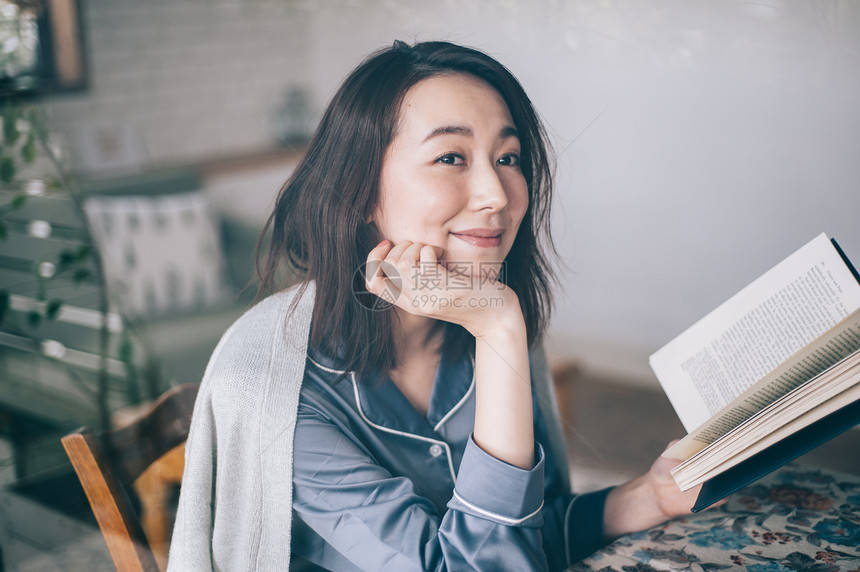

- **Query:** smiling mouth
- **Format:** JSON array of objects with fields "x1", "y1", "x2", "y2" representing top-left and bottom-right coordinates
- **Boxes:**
[{"x1": 450, "y1": 229, "x2": 504, "y2": 248}]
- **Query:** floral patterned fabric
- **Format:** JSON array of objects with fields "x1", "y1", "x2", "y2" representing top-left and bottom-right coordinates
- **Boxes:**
[{"x1": 570, "y1": 464, "x2": 860, "y2": 571}]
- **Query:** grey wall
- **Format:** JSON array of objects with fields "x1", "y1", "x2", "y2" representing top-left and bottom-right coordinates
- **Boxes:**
[
  {"x1": 45, "y1": 0, "x2": 311, "y2": 166},
  {"x1": 304, "y1": 0, "x2": 860, "y2": 380},
  {"x1": 46, "y1": 0, "x2": 860, "y2": 381}
]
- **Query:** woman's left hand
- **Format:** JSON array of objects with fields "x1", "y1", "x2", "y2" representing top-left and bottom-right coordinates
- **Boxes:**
[
  {"x1": 602, "y1": 440, "x2": 727, "y2": 540},
  {"x1": 644, "y1": 448, "x2": 710, "y2": 518}
]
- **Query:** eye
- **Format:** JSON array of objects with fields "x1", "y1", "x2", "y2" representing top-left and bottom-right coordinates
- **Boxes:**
[
  {"x1": 497, "y1": 152, "x2": 521, "y2": 167},
  {"x1": 435, "y1": 153, "x2": 465, "y2": 166}
]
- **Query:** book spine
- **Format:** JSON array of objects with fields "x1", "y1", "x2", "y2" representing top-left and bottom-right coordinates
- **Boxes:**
[{"x1": 832, "y1": 238, "x2": 860, "y2": 286}]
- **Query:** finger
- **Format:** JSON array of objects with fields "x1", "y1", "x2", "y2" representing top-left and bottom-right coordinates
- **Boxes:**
[
  {"x1": 419, "y1": 244, "x2": 441, "y2": 265},
  {"x1": 381, "y1": 242, "x2": 421, "y2": 294},
  {"x1": 401, "y1": 241, "x2": 425, "y2": 261},
  {"x1": 367, "y1": 239, "x2": 391, "y2": 265},
  {"x1": 375, "y1": 275, "x2": 403, "y2": 303},
  {"x1": 365, "y1": 240, "x2": 392, "y2": 288},
  {"x1": 396, "y1": 241, "x2": 425, "y2": 272},
  {"x1": 415, "y1": 245, "x2": 443, "y2": 289},
  {"x1": 365, "y1": 240, "x2": 392, "y2": 279},
  {"x1": 384, "y1": 240, "x2": 413, "y2": 264},
  {"x1": 367, "y1": 267, "x2": 403, "y2": 303}
]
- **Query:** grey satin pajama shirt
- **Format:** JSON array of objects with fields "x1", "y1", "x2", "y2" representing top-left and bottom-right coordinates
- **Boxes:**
[{"x1": 289, "y1": 347, "x2": 612, "y2": 571}]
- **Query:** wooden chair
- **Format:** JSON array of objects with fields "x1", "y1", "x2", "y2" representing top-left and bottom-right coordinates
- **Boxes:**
[{"x1": 61, "y1": 383, "x2": 199, "y2": 572}]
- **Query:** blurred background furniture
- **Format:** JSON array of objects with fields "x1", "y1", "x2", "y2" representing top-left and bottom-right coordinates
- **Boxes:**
[
  {"x1": 569, "y1": 463, "x2": 860, "y2": 571},
  {"x1": 1, "y1": 165, "x2": 258, "y2": 486},
  {"x1": 79, "y1": 167, "x2": 260, "y2": 393},
  {"x1": 550, "y1": 360, "x2": 581, "y2": 435},
  {"x1": 1, "y1": 182, "x2": 133, "y2": 486},
  {"x1": 0, "y1": 162, "x2": 261, "y2": 572},
  {"x1": 62, "y1": 383, "x2": 199, "y2": 572}
]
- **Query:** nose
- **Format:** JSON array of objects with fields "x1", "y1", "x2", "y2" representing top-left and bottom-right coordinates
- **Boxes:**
[{"x1": 469, "y1": 161, "x2": 509, "y2": 213}]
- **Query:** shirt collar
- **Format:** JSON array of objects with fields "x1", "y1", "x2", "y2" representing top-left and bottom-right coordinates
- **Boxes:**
[
  {"x1": 426, "y1": 352, "x2": 475, "y2": 431},
  {"x1": 334, "y1": 347, "x2": 475, "y2": 438}
]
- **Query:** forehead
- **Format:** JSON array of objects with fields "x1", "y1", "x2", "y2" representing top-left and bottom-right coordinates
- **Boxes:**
[{"x1": 395, "y1": 73, "x2": 515, "y2": 135}]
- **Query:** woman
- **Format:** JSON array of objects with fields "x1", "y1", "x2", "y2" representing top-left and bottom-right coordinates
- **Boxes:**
[{"x1": 169, "y1": 41, "x2": 704, "y2": 571}]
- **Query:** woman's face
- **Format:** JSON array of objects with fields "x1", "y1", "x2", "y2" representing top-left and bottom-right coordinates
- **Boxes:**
[{"x1": 372, "y1": 73, "x2": 528, "y2": 276}]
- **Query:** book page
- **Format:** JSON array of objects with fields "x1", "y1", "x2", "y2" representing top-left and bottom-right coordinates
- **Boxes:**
[
  {"x1": 672, "y1": 349, "x2": 860, "y2": 476},
  {"x1": 650, "y1": 233, "x2": 860, "y2": 433},
  {"x1": 672, "y1": 380, "x2": 860, "y2": 490},
  {"x1": 663, "y1": 310, "x2": 860, "y2": 460}
]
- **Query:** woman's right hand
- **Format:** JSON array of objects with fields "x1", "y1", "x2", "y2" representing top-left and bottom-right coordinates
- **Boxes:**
[
  {"x1": 364, "y1": 239, "x2": 524, "y2": 339},
  {"x1": 367, "y1": 238, "x2": 535, "y2": 469}
]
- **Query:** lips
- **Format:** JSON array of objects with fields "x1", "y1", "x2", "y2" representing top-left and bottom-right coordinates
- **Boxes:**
[{"x1": 450, "y1": 228, "x2": 504, "y2": 248}]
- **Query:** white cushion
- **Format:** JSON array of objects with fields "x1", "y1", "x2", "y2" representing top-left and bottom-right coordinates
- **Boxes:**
[{"x1": 84, "y1": 191, "x2": 233, "y2": 319}]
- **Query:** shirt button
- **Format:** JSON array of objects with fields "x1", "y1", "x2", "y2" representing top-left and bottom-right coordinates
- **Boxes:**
[{"x1": 429, "y1": 444, "x2": 443, "y2": 458}]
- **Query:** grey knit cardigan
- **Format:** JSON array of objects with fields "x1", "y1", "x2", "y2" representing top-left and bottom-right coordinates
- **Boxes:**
[{"x1": 167, "y1": 282, "x2": 569, "y2": 571}]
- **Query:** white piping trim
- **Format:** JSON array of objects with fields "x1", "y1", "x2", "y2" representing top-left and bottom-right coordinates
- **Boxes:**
[
  {"x1": 306, "y1": 354, "x2": 349, "y2": 375},
  {"x1": 452, "y1": 490, "x2": 544, "y2": 526},
  {"x1": 308, "y1": 353, "x2": 475, "y2": 434},
  {"x1": 307, "y1": 352, "x2": 462, "y2": 482},
  {"x1": 433, "y1": 354, "x2": 476, "y2": 433},
  {"x1": 563, "y1": 496, "x2": 575, "y2": 565},
  {"x1": 350, "y1": 372, "x2": 458, "y2": 482}
]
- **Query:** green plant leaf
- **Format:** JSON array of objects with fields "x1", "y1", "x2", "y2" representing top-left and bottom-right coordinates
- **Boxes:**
[
  {"x1": 0, "y1": 290, "x2": 9, "y2": 325},
  {"x1": 119, "y1": 335, "x2": 134, "y2": 363},
  {"x1": 58, "y1": 248, "x2": 76, "y2": 267},
  {"x1": 46, "y1": 299, "x2": 63, "y2": 320},
  {"x1": 76, "y1": 244, "x2": 93, "y2": 262},
  {"x1": 27, "y1": 310, "x2": 41, "y2": 328},
  {"x1": 2, "y1": 110, "x2": 20, "y2": 145},
  {"x1": 0, "y1": 156, "x2": 15, "y2": 183},
  {"x1": 73, "y1": 267, "x2": 92, "y2": 283},
  {"x1": 21, "y1": 136, "x2": 36, "y2": 163},
  {"x1": 0, "y1": 220, "x2": 6, "y2": 240},
  {"x1": 11, "y1": 193, "x2": 27, "y2": 209}
]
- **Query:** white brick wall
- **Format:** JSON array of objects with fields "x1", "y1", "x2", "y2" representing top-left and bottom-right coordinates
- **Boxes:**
[{"x1": 44, "y1": 0, "x2": 313, "y2": 169}]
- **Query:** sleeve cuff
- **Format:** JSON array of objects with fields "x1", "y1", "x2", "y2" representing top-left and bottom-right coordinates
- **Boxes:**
[
  {"x1": 565, "y1": 487, "x2": 613, "y2": 563},
  {"x1": 447, "y1": 435, "x2": 545, "y2": 527}
]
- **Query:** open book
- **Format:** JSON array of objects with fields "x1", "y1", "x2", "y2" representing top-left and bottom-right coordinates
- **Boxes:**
[{"x1": 649, "y1": 233, "x2": 860, "y2": 512}]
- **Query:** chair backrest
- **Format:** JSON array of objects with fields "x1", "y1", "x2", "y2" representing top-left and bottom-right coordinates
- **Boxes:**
[
  {"x1": 61, "y1": 383, "x2": 199, "y2": 572},
  {"x1": 1, "y1": 189, "x2": 139, "y2": 480}
]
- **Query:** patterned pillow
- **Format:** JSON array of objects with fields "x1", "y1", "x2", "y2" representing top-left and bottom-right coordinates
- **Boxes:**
[{"x1": 83, "y1": 191, "x2": 233, "y2": 319}]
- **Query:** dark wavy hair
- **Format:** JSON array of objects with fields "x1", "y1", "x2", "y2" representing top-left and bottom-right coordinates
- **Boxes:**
[{"x1": 257, "y1": 40, "x2": 557, "y2": 379}]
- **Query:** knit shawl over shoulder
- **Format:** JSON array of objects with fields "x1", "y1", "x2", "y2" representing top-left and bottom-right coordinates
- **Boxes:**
[
  {"x1": 167, "y1": 280, "x2": 568, "y2": 571},
  {"x1": 168, "y1": 283, "x2": 315, "y2": 571}
]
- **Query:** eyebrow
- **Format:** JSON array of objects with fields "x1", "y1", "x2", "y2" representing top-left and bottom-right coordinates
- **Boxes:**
[{"x1": 422, "y1": 124, "x2": 520, "y2": 143}]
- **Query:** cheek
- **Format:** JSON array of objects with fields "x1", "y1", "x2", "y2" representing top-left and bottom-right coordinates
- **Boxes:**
[
  {"x1": 510, "y1": 182, "x2": 530, "y2": 230},
  {"x1": 375, "y1": 185, "x2": 461, "y2": 242}
]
